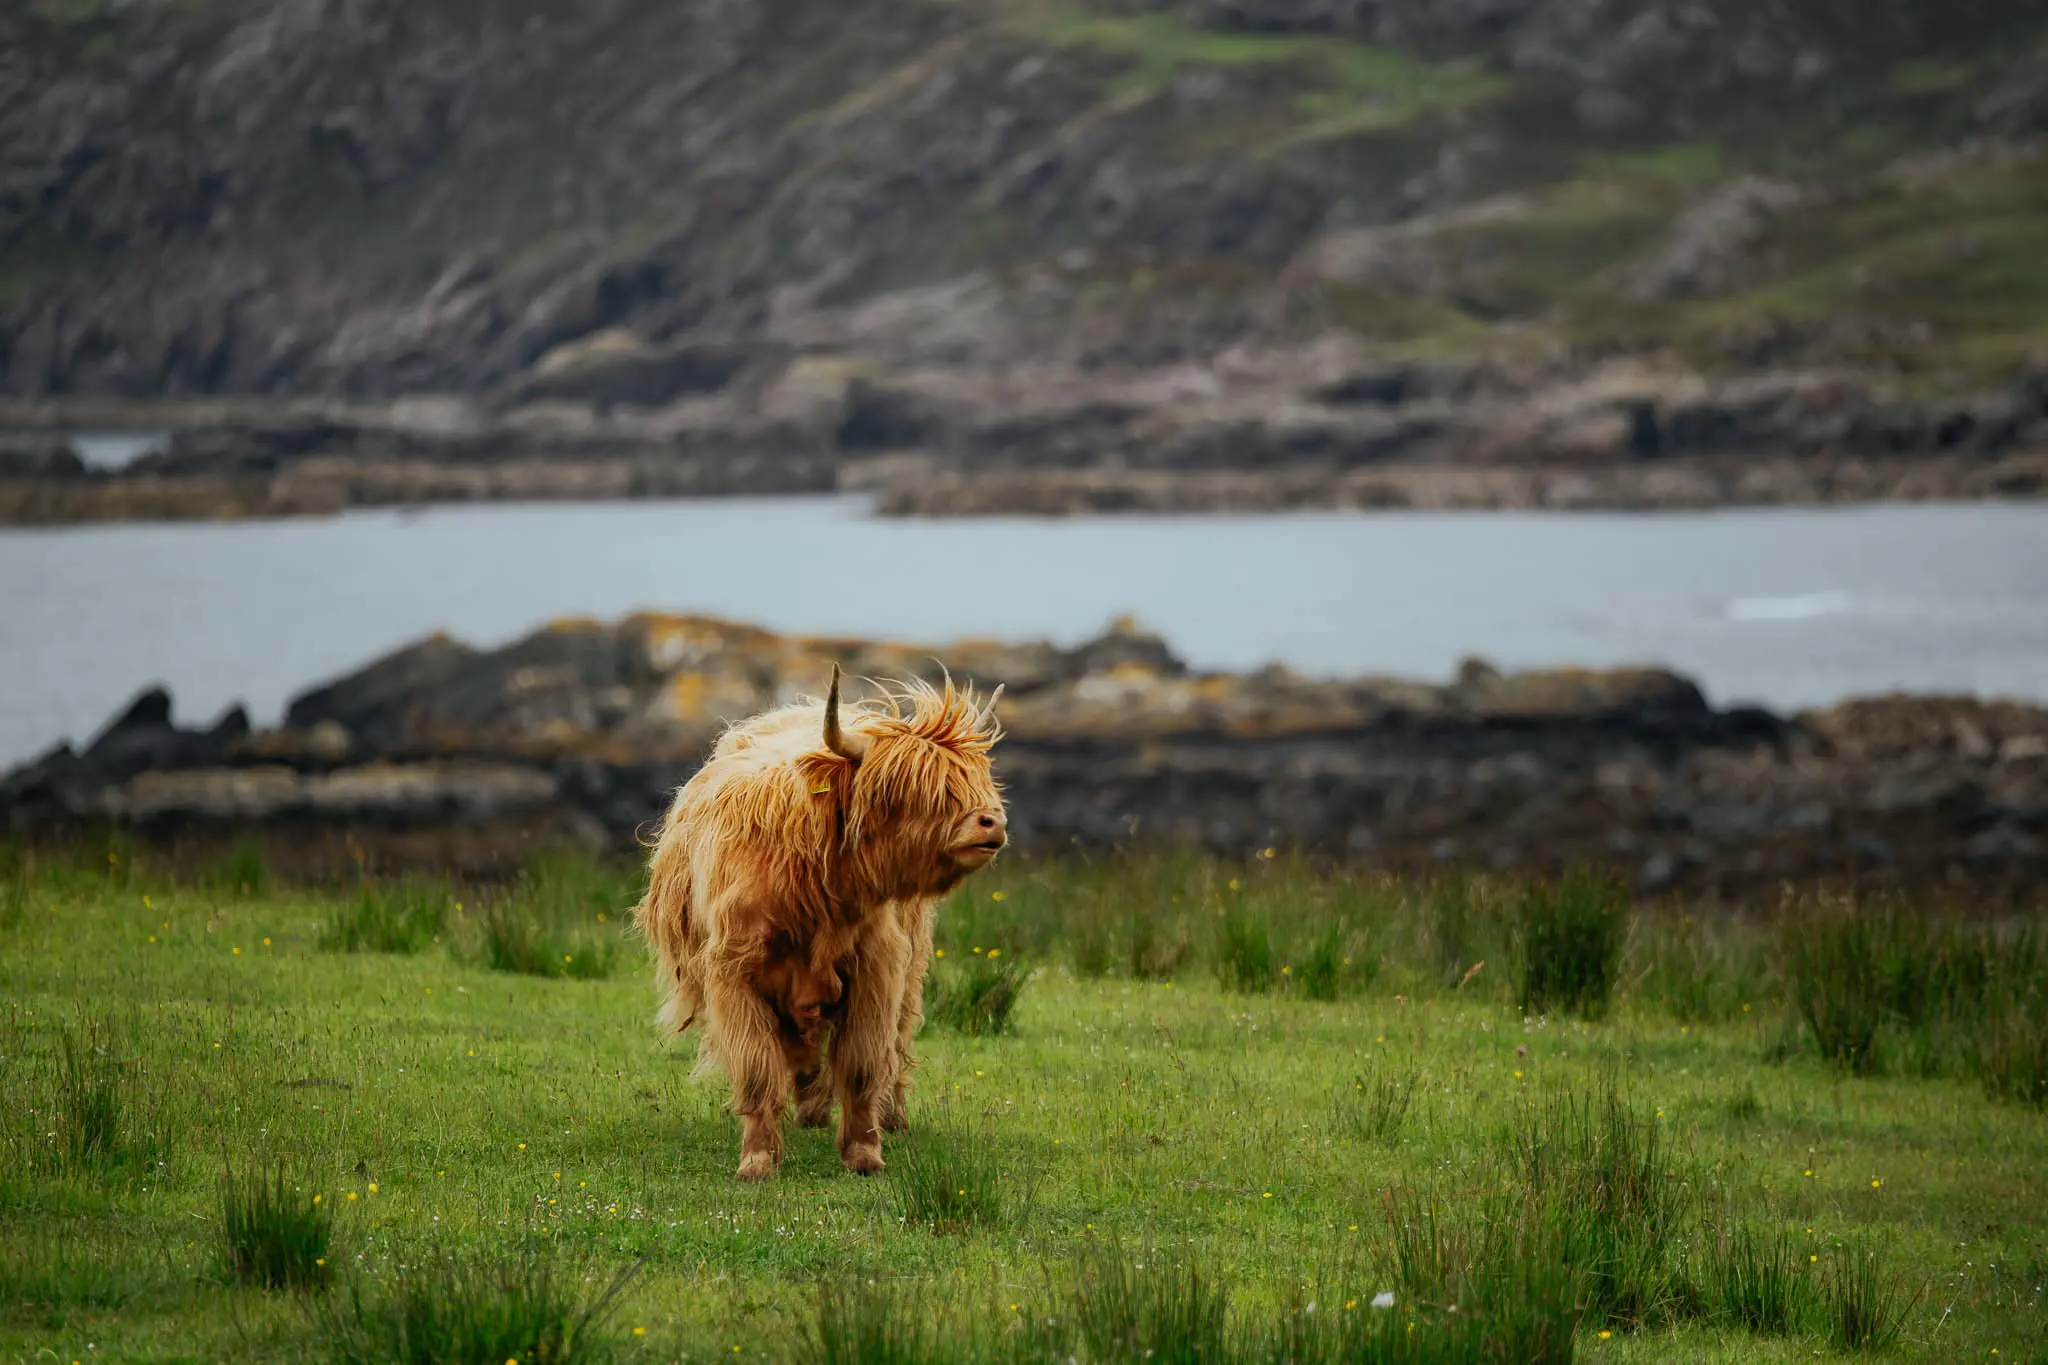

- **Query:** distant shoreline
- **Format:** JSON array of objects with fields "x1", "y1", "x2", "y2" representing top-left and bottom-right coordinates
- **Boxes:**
[
  {"x1": 4, "y1": 371, "x2": 2045, "y2": 526},
  {"x1": 3, "y1": 449, "x2": 2045, "y2": 529}
]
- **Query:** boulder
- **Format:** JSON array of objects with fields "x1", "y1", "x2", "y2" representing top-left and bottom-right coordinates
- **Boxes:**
[{"x1": 509, "y1": 330, "x2": 755, "y2": 410}]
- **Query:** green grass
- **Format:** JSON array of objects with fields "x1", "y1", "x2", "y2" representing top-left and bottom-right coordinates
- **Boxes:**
[
  {"x1": 922, "y1": 951, "x2": 1028, "y2": 1036},
  {"x1": 0, "y1": 844, "x2": 2044, "y2": 1359},
  {"x1": 1008, "y1": 1, "x2": 1504, "y2": 139},
  {"x1": 883, "y1": 1113, "x2": 1022, "y2": 1234},
  {"x1": 219, "y1": 1162, "x2": 334, "y2": 1290},
  {"x1": 321, "y1": 877, "x2": 450, "y2": 955},
  {"x1": 313, "y1": 1238, "x2": 641, "y2": 1365}
]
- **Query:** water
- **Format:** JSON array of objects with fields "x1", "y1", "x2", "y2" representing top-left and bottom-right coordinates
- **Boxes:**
[
  {"x1": 2, "y1": 497, "x2": 2045, "y2": 765},
  {"x1": 67, "y1": 431, "x2": 168, "y2": 471}
]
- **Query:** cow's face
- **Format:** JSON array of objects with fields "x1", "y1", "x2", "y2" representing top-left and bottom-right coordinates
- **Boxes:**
[
  {"x1": 829, "y1": 668, "x2": 1008, "y2": 899},
  {"x1": 940, "y1": 796, "x2": 1008, "y2": 875},
  {"x1": 848, "y1": 735, "x2": 1007, "y2": 897}
]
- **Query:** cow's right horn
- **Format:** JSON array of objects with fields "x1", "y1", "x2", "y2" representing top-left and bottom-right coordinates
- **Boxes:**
[{"x1": 823, "y1": 663, "x2": 871, "y2": 762}]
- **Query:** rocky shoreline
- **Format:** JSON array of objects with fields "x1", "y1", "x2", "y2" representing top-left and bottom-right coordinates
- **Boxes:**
[
  {"x1": 4, "y1": 614, "x2": 2042, "y2": 901},
  {"x1": 5, "y1": 353, "x2": 2046, "y2": 525}
]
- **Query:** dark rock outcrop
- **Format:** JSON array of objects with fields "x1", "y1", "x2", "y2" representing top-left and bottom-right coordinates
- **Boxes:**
[{"x1": 5, "y1": 614, "x2": 2043, "y2": 901}]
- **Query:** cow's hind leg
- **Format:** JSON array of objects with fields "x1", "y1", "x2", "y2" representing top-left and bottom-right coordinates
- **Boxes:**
[
  {"x1": 832, "y1": 922, "x2": 910, "y2": 1175},
  {"x1": 795, "y1": 1065, "x2": 835, "y2": 1128},
  {"x1": 707, "y1": 942, "x2": 792, "y2": 1181}
]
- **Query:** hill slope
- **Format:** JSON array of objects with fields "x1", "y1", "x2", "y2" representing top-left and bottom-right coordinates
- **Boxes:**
[{"x1": 6, "y1": 0, "x2": 2047, "y2": 395}]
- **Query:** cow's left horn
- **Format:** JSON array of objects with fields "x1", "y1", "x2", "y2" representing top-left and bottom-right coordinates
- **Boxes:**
[
  {"x1": 976, "y1": 683, "x2": 1005, "y2": 730},
  {"x1": 823, "y1": 663, "x2": 871, "y2": 762}
]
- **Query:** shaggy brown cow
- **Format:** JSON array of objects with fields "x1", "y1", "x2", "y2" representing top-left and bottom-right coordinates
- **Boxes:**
[{"x1": 632, "y1": 665, "x2": 1006, "y2": 1179}]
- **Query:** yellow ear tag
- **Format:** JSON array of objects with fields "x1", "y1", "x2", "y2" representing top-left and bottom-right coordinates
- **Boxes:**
[{"x1": 811, "y1": 780, "x2": 832, "y2": 796}]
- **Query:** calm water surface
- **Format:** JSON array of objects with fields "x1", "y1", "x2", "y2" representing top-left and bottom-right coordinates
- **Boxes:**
[{"x1": 3, "y1": 497, "x2": 2046, "y2": 765}]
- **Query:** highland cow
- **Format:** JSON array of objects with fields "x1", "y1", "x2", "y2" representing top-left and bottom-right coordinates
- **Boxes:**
[{"x1": 632, "y1": 665, "x2": 1006, "y2": 1180}]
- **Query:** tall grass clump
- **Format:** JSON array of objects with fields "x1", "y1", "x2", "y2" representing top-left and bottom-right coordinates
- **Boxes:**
[
  {"x1": 1059, "y1": 1247, "x2": 1231, "y2": 1365},
  {"x1": 1379, "y1": 1191, "x2": 1583, "y2": 1363},
  {"x1": 922, "y1": 950, "x2": 1027, "y2": 1036},
  {"x1": 0, "y1": 1236, "x2": 174, "y2": 1320},
  {"x1": 212, "y1": 839, "x2": 270, "y2": 897},
  {"x1": 220, "y1": 1163, "x2": 332, "y2": 1290},
  {"x1": 472, "y1": 851, "x2": 629, "y2": 979},
  {"x1": 1215, "y1": 905, "x2": 1277, "y2": 993},
  {"x1": 322, "y1": 878, "x2": 448, "y2": 954},
  {"x1": 0, "y1": 856, "x2": 27, "y2": 932},
  {"x1": 1508, "y1": 1078, "x2": 1692, "y2": 1326},
  {"x1": 1517, "y1": 868, "x2": 1629, "y2": 1019},
  {"x1": 1420, "y1": 869, "x2": 1510, "y2": 989},
  {"x1": 1976, "y1": 1001, "x2": 2048, "y2": 1107},
  {"x1": 317, "y1": 1240, "x2": 640, "y2": 1365},
  {"x1": 38, "y1": 1024, "x2": 147, "y2": 1177},
  {"x1": 1784, "y1": 896, "x2": 2038, "y2": 1076},
  {"x1": 1630, "y1": 911, "x2": 1771, "y2": 1022},
  {"x1": 1821, "y1": 1248, "x2": 1910, "y2": 1353},
  {"x1": 884, "y1": 1118, "x2": 1018, "y2": 1233},
  {"x1": 1705, "y1": 1223, "x2": 1810, "y2": 1336},
  {"x1": 1339, "y1": 1066, "x2": 1418, "y2": 1145},
  {"x1": 799, "y1": 1282, "x2": 972, "y2": 1365}
]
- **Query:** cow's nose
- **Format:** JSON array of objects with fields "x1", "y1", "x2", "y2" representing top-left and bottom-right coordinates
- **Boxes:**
[{"x1": 978, "y1": 812, "x2": 1007, "y2": 843}]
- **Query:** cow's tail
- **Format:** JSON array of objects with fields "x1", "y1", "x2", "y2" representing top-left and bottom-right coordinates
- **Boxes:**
[{"x1": 632, "y1": 815, "x2": 701, "y2": 1037}]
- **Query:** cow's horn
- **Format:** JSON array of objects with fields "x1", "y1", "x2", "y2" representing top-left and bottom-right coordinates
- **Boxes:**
[
  {"x1": 977, "y1": 683, "x2": 1005, "y2": 730},
  {"x1": 823, "y1": 663, "x2": 871, "y2": 761}
]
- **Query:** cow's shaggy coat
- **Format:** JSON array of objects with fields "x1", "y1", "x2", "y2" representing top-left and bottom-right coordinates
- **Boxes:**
[{"x1": 632, "y1": 667, "x2": 1005, "y2": 1179}]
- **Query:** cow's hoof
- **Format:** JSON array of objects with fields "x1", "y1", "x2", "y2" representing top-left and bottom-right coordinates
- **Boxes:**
[
  {"x1": 736, "y1": 1151, "x2": 780, "y2": 1181},
  {"x1": 840, "y1": 1143, "x2": 885, "y2": 1176}
]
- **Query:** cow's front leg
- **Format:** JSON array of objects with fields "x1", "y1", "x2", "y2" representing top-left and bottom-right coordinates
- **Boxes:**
[
  {"x1": 832, "y1": 921, "x2": 910, "y2": 1175},
  {"x1": 881, "y1": 897, "x2": 938, "y2": 1133},
  {"x1": 707, "y1": 942, "x2": 791, "y2": 1181}
]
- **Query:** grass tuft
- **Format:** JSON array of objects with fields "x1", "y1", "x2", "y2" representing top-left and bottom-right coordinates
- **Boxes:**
[
  {"x1": 1510, "y1": 1077, "x2": 1691, "y2": 1326},
  {"x1": 220, "y1": 1163, "x2": 332, "y2": 1290},
  {"x1": 472, "y1": 851, "x2": 629, "y2": 979},
  {"x1": 1216, "y1": 905, "x2": 1277, "y2": 993},
  {"x1": 1339, "y1": 1066, "x2": 1418, "y2": 1145},
  {"x1": 316, "y1": 1240, "x2": 640, "y2": 1365},
  {"x1": 1821, "y1": 1248, "x2": 1910, "y2": 1354},
  {"x1": 212, "y1": 839, "x2": 270, "y2": 897},
  {"x1": 922, "y1": 952, "x2": 1027, "y2": 1036},
  {"x1": 1063, "y1": 1247, "x2": 1231, "y2": 1365},
  {"x1": 1705, "y1": 1223, "x2": 1809, "y2": 1336},
  {"x1": 322, "y1": 878, "x2": 448, "y2": 954},
  {"x1": 884, "y1": 1116, "x2": 1017, "y2": 1233},
  {"x1": 1517, "y1": 868, "x2": 1629, "y2": 1020},
  {"x1": 798, "y1": 1281, "x2": 959, "y2": 1365},
  {"x1": 1977, "y1": 1002, "x2": 2048, "y2": 1108},
  {"x1": 1720, "y1": 1082, "x2": 1763, "y2": 1123},
  {"x1": 0, "y1": 1236, "x2": 172, "y2": 1321},
  {"x1": 53, "y1": 1029, "x2": 123, "y2": 1173}
]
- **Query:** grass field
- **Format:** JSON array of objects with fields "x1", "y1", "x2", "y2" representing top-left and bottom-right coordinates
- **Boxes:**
[{"x1": 1, "y1": 840, "x2": 2044, "y2": 1363}]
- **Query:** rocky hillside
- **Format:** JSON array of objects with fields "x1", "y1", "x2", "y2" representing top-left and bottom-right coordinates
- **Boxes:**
[
  {"x1": 4, "y1": 0, "x2": 2048, "y2": 513},
  {"x1": 4, "y1": 614, "x2": 2044, "y2": 900}
]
